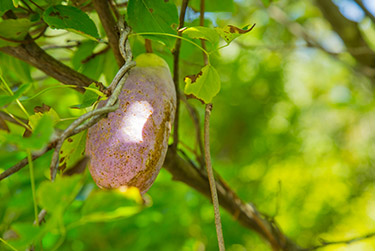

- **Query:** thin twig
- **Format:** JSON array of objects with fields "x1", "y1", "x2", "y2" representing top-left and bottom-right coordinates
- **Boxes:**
[
  {"x1": 20, "y1": 0, "x2": 34, "y2": 13},
  {"x1": 204, "y1": 104, "x2": 225, "y2": 250},
  {"x1": 31, "y1": 25, "x2": 48, "y2": 40},
  {"x1": 199, "y1": 0, "x2": 225, "y2": 249},
  {"x1": 109, "y1": 0, "x2": 121, "y2": 20},
  {"x1": 27, "y1": 150, "x2": 39, "y2": 225},
  {"x1": 171, "y1": 0, "x2": 189, "y2": 152},
  {"x1": 28, "y1": 0, "x2": 44, "y2": 11},
  {"x1": 81, "y1": 46, "x2": 110, "y2": 64},
  {"x1": 34, "y1": 209, "x2": 47, "y2": 225},
  {"x1": 0, "y1": 35, "x2": 26, "y2": 44},
  {"x1": 181, "y1": 96, "x2": 205, "y2": 168},
  {"x1": 0, "y1": 111, "x2": 29, "y2": 130},
  {"x1": 49, "y1": 104, "x2": 119, "y2": 180},
  {"x1": 302, "y1": 232, "x2": 375, "y2": 251},
  {"x1": 42, "y1": 42, "x2": 81, "y2": 50},
  {"x1": 0, "y1": 146, "x2": 52, "y2": 181}
]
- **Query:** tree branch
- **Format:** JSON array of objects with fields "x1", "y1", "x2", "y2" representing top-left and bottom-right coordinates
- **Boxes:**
[
  {"x1": 0, "y1": 111, "x2": 28, "y2": 129},
  {"x1": 315, "y1": 0, "x2": 375, "y2": 79},
  {"x1": 0, "y1": 6, "x2": 347, "y2": 251},
  {"x1": 92, "y1": 0, "x2": 124, "y2": 67},
  {"x1": 204, "y1": 104, "x2": 225, "y2": 250},
  {"x1": 0, "y1": 145, "x2": 53, "y2": 181},
  {"x1": 181, "y1": 96, "x2": 205, "y2": 168},
  {"x1": 353, "y1": 0, "x2": 375, "y2": 21},
  {"x1": 81, "y1": 45, "x2": 110, "y2": 64},
  {"x1": 198, "y1": 1, "x2": 224, "y2": 248},
  {"x1": 267, "y1": 5, "x2": 375, "y2": 82},
  {"x1": 0, "y1": 4, "x2": 297, "y2": 251},
  {"x1": 0, "y1": 41, "x2": 96, "y2": 93},
  {"x1": 164, "y1": 148, "x2": 300, "y2": 251},
  {"x1": 0, "y1": 142, "x2": 300, "y2": 250}
]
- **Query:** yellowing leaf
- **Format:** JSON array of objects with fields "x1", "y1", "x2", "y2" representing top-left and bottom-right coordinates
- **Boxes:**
[
  {"x1": 59, "y1": 130, "x2": 87, "y2": 171},
  {"x1": 184, "y1": 64, "x2": 221, "y2": 104},
  {"x1": 28, "y1": 107, "x2": 59, "y2": 130},
  {"x1": 215, "y1": 24, "x2": 256, "y2": 44}
]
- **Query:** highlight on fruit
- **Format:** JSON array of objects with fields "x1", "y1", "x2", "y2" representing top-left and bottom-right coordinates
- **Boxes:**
[{"x1": 86, "y1": 53, "x2": 176, "y2": 194}]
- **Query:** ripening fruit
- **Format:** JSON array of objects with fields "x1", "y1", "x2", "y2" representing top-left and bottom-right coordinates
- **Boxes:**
[{"x1": 86, "y1": 53, "x2": 176, "y2": 194}]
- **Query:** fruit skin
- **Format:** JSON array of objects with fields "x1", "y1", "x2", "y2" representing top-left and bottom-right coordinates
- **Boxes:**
[{"x1": 86, "y1": 53, "x2": 176, "y2": 194}]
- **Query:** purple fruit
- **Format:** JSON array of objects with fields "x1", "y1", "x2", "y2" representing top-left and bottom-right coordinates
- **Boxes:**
[{"x1": 86, "y1": 53, "x2": 176, "y2": 194}]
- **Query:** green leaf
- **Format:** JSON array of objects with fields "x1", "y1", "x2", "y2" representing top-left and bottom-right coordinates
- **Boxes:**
[
  {"x1": 28, "y1": 107, "x2": 59, "y2": 129},
  {"x1": 189, "y1": 0, "x2": 234, "y2": 12},
  {"x1": 184, "y1": 64, "x2": 221, "y2": 104},
  {"x1": 0, "y1": 151, "x2": 27, "y2": 170},
  {"x1": 215, "y1": 24, "x2": 256, "y2": 44},
  {"x1": 80, "y1": 54, "x2": 105, "y2": 80},
  {"x1": 72, "y1": 83, "x2": 105, "y2": 109},
  {"x1": 43, "y1": 5, "x2": 100, "y2": 40},
  {"x1": 103, "y1": 50, "x2": 118, "y2": 85},
  {"x1": 0, "y1": 0, "x2": 15, "y2": 16},
  {"x1": 0, "y1": 19, "x2": 32, "y2": 47},
  {"x1": 12, "y1": 0, "x2": 20, "y2": 7},
  {"x1": 182, "y1": 26, "x2": 219, "y2": 45},
  {"x1": 0, "y1": 114, "x2": 54, "y2": 150},
  {"x1": 71, "y1": 40, "x2": 97, "y2": 70},
  {"x1": 0, "y1": 83, "x2": 31, "y2": 107},
  {"x1": 7, "y1": 223, "x2": 43, "y2": 249},
  {"x1": 59, "y1": 130, "x2": 87, "y2": 170},
  {"x1": 0, "y1": 53, "x2": 32, "y2": 83},
  {"x1": 37, "y1": 175, "x2": 83, "y2": 212},
  {"x1": 79, "y1": 187, "x2": 143, "y2": 224},
  {"x1": 127, "y1": 0, "x2": 178, "y2": 48}
]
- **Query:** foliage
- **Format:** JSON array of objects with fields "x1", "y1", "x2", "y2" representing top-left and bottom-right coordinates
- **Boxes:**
[{"x1": 0, "y1": 0, "x2": 374, "y2": 250}]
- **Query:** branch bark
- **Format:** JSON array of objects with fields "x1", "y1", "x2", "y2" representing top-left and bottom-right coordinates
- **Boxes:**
[
  {"x1": 0, "y1": 41, "x2": 95, "y2": 92},
  {"x1": 92, "y1": 0, "x2": 124, "y2": 67}
]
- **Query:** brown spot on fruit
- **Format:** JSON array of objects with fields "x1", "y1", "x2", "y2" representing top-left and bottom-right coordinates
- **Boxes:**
[{"x1": 86, "y1": 54, "x2": 176, "y2": 194}]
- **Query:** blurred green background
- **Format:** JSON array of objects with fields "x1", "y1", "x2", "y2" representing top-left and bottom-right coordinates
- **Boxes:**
[{"x1": 0, "y1": 0, "x2": 374, "y2": 250}]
